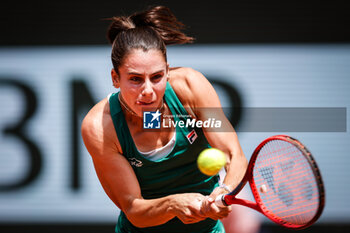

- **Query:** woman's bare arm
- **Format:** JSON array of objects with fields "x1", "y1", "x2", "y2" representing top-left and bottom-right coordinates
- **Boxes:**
[{"x1": 170, "y1": 68, "x2": 248, "y2": 220}]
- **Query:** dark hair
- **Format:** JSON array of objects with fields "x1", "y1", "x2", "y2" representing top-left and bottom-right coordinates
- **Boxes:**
[{"x1": 107, "y1": 6, "x2": 194, "y2": 72}]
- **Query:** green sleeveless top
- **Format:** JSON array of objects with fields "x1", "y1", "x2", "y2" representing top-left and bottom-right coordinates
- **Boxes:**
[{"x1": 109, "y1": 82, "x2": 224, "y2": 233}]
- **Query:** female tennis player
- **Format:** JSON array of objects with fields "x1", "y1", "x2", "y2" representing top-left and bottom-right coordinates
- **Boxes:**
[{"x1": 81, "y1": 5, "x2": 248, "y2": 233}]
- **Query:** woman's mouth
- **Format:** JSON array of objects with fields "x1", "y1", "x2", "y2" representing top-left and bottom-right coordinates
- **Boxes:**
[{"x1": 137, "y1": 101, "x2": 154, "y2": 105}]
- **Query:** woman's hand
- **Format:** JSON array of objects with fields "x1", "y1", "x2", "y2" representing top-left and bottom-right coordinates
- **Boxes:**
[
  {"x1": 200, "y1": 187, "x2": 232, "y2": 220},
  {"x1": 169, "y1": 193, "x2": 207, "y2": 224}
]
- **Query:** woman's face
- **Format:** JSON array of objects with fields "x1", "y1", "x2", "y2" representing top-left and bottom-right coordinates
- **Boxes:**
[{"x1": 113, "y1": 48, "x2": 169, "y2": 116}]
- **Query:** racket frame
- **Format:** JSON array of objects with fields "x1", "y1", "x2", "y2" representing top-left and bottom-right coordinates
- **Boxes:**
[{"x1": 219, "y1": 135, "x2": 325, "y2": 229}]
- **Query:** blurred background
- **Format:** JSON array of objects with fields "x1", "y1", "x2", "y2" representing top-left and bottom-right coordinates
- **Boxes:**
[{"x1": 1, "y1": 0, "x2": 349, "y2": 232}]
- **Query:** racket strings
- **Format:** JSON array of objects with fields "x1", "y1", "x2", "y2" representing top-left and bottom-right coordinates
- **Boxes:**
[{"x1": 253, "y1": 139, "x2": 319, "y2": 226}]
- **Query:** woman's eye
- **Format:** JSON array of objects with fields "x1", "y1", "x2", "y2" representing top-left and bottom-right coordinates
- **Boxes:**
[
  {"x1": 130, "y1": 76, "x2": 141, "y2": 82},
  {"x1": 152, "y1": 75, "x2": 162, "y2": 81}
]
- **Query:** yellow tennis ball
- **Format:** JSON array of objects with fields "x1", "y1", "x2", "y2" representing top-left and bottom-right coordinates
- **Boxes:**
[{"x1": 197, "y1": 148, "x2": 226, "y2": 176}]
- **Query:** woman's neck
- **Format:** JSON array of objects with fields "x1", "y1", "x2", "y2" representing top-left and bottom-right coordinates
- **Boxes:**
[{"x1": 119, "y1": 93, "x2": 165, "y2": 129}]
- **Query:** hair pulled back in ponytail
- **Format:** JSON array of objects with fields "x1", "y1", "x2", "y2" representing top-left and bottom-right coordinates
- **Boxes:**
[
  {"x1": 106, "y1": 16, "x2": 135, "y2": 44},
  {"x1": 107, "y1": 5, "x2": 194, "y2": 72}
]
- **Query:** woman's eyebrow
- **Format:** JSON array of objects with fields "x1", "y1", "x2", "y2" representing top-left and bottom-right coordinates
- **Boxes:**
[{"x1": 127, "y1": 69, "x2": 164, "y2": 76}]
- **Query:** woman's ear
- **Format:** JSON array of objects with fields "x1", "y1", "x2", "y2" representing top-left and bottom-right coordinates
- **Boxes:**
[{"x1": 111, "y1": 69, "x2": 120, "y2": 88}]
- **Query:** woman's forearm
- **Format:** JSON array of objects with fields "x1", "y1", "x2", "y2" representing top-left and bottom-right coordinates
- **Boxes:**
[
  {"x1": 223, "y1": 153, "x2": 247, "y2": 191},
  {"x1": 124, "y1": 195, "x2": 176, "y2": 228},
  {"x1": 223, "y1": 134, "x2": 248, "y2": 191},
  {"x1": 124, "y1": 192, "x2": 205, "y2": 228}
]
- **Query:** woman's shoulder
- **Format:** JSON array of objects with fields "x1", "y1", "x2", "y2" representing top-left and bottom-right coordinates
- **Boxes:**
[
  {"x1": 81, "y1": 98, "x2": 122, "y2": 156},
  {"x1": 169, "y1": 66, "x2": 205, "y2": 82},
  {"x1": 82, "y1": 97, "x2": 109, "y2": 128},
  {"x1": 168, "y1": 67, "x2": 210, "y2": 105}
]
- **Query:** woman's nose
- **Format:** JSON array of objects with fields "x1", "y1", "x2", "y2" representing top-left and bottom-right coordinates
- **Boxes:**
[{"x1": 141, "y1": 80, "x2": 153, "y2": 96}]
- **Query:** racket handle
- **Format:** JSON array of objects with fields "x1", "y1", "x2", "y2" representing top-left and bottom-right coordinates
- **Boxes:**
[{"x1": 215, "y1": 194, "x2": 228, "y2": 207}]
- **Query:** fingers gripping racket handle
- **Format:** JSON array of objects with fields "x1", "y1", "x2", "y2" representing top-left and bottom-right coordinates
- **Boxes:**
[
  {"x1": 215, "y1": 179, "x2": 248, "y2": 207},
  {"x1": 215, "y1": 194, "x2": 260, "y2": 211},
  {"x1": 215, "y1": 194, "x2": 229, "y2": 207}
]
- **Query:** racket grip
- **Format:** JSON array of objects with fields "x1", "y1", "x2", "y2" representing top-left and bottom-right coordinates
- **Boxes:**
[{"x1": 215, "y1": 194, "x2": 228, "y2": 207}]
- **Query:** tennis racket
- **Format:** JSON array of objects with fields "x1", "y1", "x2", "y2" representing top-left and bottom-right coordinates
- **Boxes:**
[{"x1": 215, "y1": 135, "x2": 325, "y2": 229}]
